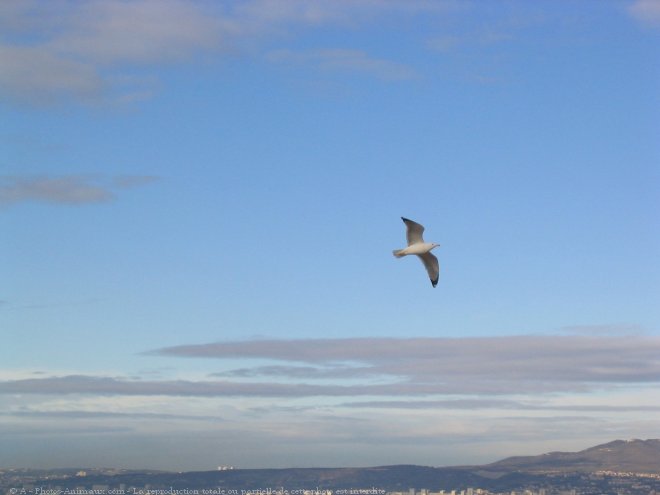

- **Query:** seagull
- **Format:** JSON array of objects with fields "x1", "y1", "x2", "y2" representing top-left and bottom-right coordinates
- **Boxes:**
[{"x1": 393, "y1": 217, "x2": 440, "y2": 287}]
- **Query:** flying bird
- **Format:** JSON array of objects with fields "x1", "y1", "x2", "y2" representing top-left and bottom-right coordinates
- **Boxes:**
[{"x1": 393, "y1": 217, "x2": 440, "y2": 287}]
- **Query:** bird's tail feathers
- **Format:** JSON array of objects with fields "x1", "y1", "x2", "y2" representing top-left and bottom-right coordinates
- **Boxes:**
[{"x1": 392, "y1": 249, "x2": 406, "y2": 258}]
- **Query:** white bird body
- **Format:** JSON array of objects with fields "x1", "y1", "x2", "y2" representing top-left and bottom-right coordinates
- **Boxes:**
[
  {"x1": 393, "y1": 242, "x2": 437, "y2": 257},
  {"x1": 393, "y1": 217, "x2": 440, "y2": 287}
]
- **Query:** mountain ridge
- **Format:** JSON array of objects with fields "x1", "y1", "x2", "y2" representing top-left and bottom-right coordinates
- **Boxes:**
[{"x1": 478, "y1": 438, "x2": 660, "y2": 474}]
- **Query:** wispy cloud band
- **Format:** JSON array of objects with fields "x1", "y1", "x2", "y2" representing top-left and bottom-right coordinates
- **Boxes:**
[
  {"x1": 154, "y1": 335, "x2": 660, "y2": 386},
  {"x1": 0, "y1": 0, "x2": 438, "y2": 105},
  {"x1": 267, "y1": 49, "x2": 418, "y2": 80},
  {"x1": 2, "y1": 335, "x2": 659, "y2": 398},
  {"x1": 0, "y1": 175, "x2": 158, "y2": 206}
]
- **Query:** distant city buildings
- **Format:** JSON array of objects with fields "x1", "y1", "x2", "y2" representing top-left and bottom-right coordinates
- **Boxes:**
[
  {"x1": 1, "y1": 468, "x2": 659, "y2": 495},
  {"x1": 388, "y1": 487, "x2": 611, "y2": 495}
]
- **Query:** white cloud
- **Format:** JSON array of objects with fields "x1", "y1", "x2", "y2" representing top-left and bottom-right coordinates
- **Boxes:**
[
  {"x1": 0, "y1": 45, "x2": 103, "y2": 105},
  {"x1": 2, "y1": 348, "x2": 659, "y2": 468},
  {"x1": 0, "y1": 175, "x2": 114, "y2": 205},
  {"x1": 153, "y1": 335, "x2": 660, "y2": 391},
  {"x1": 1, "y1": 410, "x2": 223, "y2": 422},
  {"x1": 629, "y1": 0, "x2": 660, "y2": 26},
  {"x1": 342, "y1": 398, "x2": 660, "y2": 412},
  {"x1": 267, "y1": 48, "x2": 418, "y2": 81},
  {"x1": 3, "y1": 335, "x2": 660, "y2": 397},
  {"x1": 233, "y1": 0, "x2": 452, "y2": 30},
  {"x1": 7, "y1": 400, "x2": 654, "y2": 469},
  {"x1": 0, "y1": 0, "x2": 226, "y2": 105},
  {"x1": 426, "y1": 30, "x2": 513, "y2": 54},
  {"x1": 1, "y1": 1, "x2": 653, "y2": 105},
  {"x1": 0, "y1": 0, "x2": 438, "y2": 105},
  {"x1": 0, "y1": 175, "x2": 158, "y2": 206},
  {"x1": 48, "y1": 0, "x2": 227, "y2": 65}
]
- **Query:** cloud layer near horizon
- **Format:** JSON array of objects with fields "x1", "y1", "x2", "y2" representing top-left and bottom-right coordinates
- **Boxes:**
[
  {"x1": 155, "y1": 335, "x2": 660, "y2": 391},
  {"x1": 3, "y1": 335, "x2": 659, "y2": 469},
  {"x1": 2, "y1": 335, "x2": 659, "y2": 398}
]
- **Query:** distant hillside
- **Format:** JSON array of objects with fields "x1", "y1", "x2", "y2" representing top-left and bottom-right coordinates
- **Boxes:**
[
  {"x1": 480, "y1": 439, "x2": 660, "y2": 474},
  {"x1": 5, "y1": 439, "x2": 660, "y2": 493}
]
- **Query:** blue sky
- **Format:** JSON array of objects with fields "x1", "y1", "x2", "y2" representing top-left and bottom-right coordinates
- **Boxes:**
[{"x1": 1, "y1": 0, "x2": 659, "y2": 471}]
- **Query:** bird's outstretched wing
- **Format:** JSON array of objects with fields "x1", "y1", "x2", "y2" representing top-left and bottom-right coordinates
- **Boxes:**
[
  {"x1": 402, "y1": 217, "x2": 425, "y2": 246},
  {"x1": 418, "y1": 252, "x2": 439, "y2": 288}
]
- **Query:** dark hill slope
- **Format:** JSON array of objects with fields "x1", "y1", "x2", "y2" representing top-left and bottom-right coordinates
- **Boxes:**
[{"x1": 481, "y1": 439, "x2": 660, "y2": 474}]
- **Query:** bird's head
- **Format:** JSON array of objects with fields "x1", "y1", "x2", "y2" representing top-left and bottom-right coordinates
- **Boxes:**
[{"x1": 431, "y1": 243, "x2": 441, "y2": 250}]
